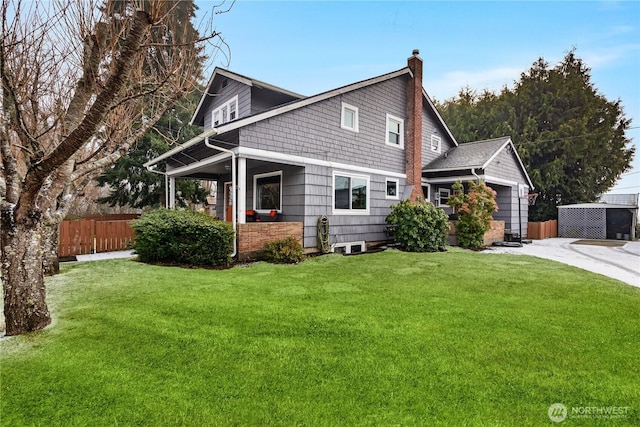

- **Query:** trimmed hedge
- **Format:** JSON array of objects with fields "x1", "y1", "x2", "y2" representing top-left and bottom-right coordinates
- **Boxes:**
[
  {"x1": 263, "y1": 236, "x2": 306, "y2": 264},
  {"x1": 386, "y1": 198, "x2": 449, "y2": 252},
  {"x1": 132, "y1": 209, "x2": 234, "y2": 266}
]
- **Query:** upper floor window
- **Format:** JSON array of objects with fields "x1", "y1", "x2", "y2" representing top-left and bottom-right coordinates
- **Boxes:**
[
  {"x1": 431, "y1": 134, "x2": 442, "y2": 153},
  {"x1": 212, "y1": 95, "x2": 238, "y2": 127},
  {"x1": 341, "y1": 102, "x2": 359, "y2": 132},
  {"x1": 333, "y1": 172, "x2": 370, "y2": 215},
  {"x1": 386, "y1": 114, "x2": 404, "y2": 148}
]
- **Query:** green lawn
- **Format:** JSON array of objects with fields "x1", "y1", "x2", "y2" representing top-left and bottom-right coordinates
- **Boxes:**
[{"x1": 1, "y1": 249, "x2": 639, "y2": 426}]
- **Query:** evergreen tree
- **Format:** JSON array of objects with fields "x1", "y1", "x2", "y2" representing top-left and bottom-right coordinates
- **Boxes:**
[
  {"x1": 96, "y1": 93, "x2": 208, "y2": 209},
  {"x1": 438, "y1": 50, "x2": 634, "y2": 221}
]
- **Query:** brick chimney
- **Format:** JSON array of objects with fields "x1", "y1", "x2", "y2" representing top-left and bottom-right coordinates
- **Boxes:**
[{"x1": 406, "y1": 49, "x2": 424, "y2": 202}]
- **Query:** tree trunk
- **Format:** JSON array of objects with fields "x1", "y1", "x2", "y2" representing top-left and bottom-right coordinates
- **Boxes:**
[
  {"x1": 43, "y1": 222, "x2": 60, "y2": 276},
  {"x1": 1, "y1": 213, "x2": 51, "y2": 336}
]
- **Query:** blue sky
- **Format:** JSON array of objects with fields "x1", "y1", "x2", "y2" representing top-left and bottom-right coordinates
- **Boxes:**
[{"x1": 197, "y1": 0, "x2": 640, "y2": 194}]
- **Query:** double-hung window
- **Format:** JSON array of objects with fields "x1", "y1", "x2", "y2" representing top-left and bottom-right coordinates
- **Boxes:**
[
  {"x1": 333, "y1": 172, "x2": 370, "y2": 214},
  {"x1": 254, "y1": 171, "x2": 282, "y2": 212},
  {"x1": 212, "y1": 95, "x2": 239, "y2": 127},
  {"x1": 341, "y1": 102, "x2": 359, "y2": 132},
  {"x1": 431, "y1": 134, "x2": 442, "y2": 153},
  {"x1": 386, "y1": 114, "x2": 404, "y2": 148}
]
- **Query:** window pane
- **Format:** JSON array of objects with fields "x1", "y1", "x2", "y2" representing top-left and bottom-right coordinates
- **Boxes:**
[
  {"x1": 390, "y1": 120, "x2": 400, "y2": 133},
  {"x1": 335, "y1": 176, "x2": 350, "y2": 210},
  {"x1": 351, "y1": 178, "x2": 367, "y2": 210},
  {"x1": 213, "y1": 111, "x2": 220, "y2": 126},
  {"x1": 388, "y1": 131, "x2": 399, "y2": 145},
  {"x1": 343, "y1": 109, "x2": 354, "y2": 129},
  {"x1": 222, "y1": 106, "x2": 228, "y2": 123},
  {"x1": 256, "y1": 175, "x2": 281, "y2": 210},
  {"x1": 386, "y1": 180, "x2": 397, "y2": 197},
  {"x1": 230, "y1": 101, "x2": 237, "y2": 120}
]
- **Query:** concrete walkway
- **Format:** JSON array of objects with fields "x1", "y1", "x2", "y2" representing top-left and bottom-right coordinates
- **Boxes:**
[
  {"x1": 75, "y1": 250, "x2": 136, "y2": 262},
  {"x1": 487, "y1": 238, "x2": 640, "y2": 288}
]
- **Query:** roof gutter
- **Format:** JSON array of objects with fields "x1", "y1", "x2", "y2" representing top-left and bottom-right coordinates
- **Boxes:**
[{"x1": 143, "y1": 127, "x2": 219, "y2": 168}]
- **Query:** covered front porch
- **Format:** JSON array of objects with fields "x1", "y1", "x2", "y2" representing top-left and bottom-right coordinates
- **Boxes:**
[
  {"x1": 143, "y1": 129, "x2": 306, "y2": 257},
  {"x1": 424, "y1": 172, "x2": 530, "y2": 241}
]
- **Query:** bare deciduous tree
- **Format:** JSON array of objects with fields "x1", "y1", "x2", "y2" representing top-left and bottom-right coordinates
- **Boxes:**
[{"x1": 1, "y1": 0, "x2": 230, "y2": 336}]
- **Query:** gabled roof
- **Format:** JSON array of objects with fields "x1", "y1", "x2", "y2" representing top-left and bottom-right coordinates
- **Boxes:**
[
  {"x1": 424, "y1": 136, "x2": 534, "y2": 188},
  {"x1": 147, "y1": 66, "x2": 460, "y2": 169},
  {"x1": 190, "y1": 68, "x2": 305, "y2": 125}
]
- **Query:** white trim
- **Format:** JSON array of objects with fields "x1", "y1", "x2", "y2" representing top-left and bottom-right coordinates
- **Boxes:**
[
  {"x1": 212, "y1": 95, "x2": 238, "y2": 127},
  {"x1": 437, "y1": 188, "x2": 451, "y2": 208},
  {"x1": 424, "y1": 174, "x2": 522, "y2": 188},
  {"x1": 144, "y1": 127, "x2": 218, "y2": 167},
  {"x1": 332, "y1": 171, "x2": 370, "y2": 215},
  {"x1": 166, "y1": 151, "x2": 232, "y2": 176},
  {"x1": 385, "y1": 113, "x2": 405, "y2": 149},
  {"x1": 341, "y1": 102, "x2": 359, "y2": 132},
  {"x1": 385, "y1": 178, "x2": 400, "y2": 200},
  {"x1": 420, "y1": 179, "x2": 431, "y2": 202},
  {"x1": 165, "y1": 145, "x2": 408, "y2": 180},
  {"x1": 430, "y1": 134, "x2": 442, "y2": 153},
  {"x1": 483, "y1": 175, "x2": 521, "y2": 187},
  {"x1": 238, "y1": 146, "x2": 407, "y2": 179},
  {"x1": 253, "y1": 170, "x2": 283, "y2": 213},
  {"x1": 332, "y1": 241, "x2": 366, "y2": 254},
  {"x1": 237, "y1": 157, "x2": 247, "y2": 224}
]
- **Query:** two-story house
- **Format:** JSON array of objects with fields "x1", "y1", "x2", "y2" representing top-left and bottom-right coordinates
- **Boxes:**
[{"x1": 145, "y1": 50, "x2": 533, "y2": 257}]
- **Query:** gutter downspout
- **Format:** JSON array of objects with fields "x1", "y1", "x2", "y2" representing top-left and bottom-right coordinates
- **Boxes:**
[{"x1": 204, "y1": 137, "x2": 237, "y2": 258}]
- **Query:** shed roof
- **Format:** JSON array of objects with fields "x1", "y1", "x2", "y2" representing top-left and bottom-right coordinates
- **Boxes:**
[
  {"x1": 424, "y1": 136, "x2": 511, "y2": 171},
  {"x1": 558, "y1": 203, "x2": 639, "y2": 210}
]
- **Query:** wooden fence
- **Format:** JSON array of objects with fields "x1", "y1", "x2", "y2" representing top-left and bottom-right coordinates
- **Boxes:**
[
  {"x1": 58, "y1": 216, "x2": 138, "y2": 257},
  {"x1": 527, "y1": 219, "x2": 558, "y2": 240}
]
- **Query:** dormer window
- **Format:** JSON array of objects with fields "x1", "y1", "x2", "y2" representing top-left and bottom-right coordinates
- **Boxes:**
[{"x1": 212, "y1": 95, "x2": 238, "y2": 127}]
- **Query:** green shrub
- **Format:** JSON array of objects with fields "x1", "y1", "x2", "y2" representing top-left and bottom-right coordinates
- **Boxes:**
[
  {"x1": 132, "y1": 209, "x2": 234, "y2": 266},
  {"x1": 263, "y1": 236, "x2": 306, "y2": 264},
  {"x1": 385, "y1": 198, "x2": 449, "y2": 252},
  {"x1": 447, "y1": 180, "x2": 498, "y2": 249}
]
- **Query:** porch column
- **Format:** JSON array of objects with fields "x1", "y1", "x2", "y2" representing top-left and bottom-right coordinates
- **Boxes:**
[
  {"x1": 237, "y1": 157, "x2": 247, "y2": 224},
  {"x1": 168, "y1": 176, "x2": 176, "y2": 208}
]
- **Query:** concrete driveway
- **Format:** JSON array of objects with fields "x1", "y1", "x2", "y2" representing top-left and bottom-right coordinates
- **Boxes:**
[{"x1": 488, "y1": 238, "x2": 640, "y2": 288}]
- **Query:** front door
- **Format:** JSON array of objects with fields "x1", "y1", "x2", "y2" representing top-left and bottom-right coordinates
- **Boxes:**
[{"x1": 224, "y1": 182, "x2": 233, "y2": 222}]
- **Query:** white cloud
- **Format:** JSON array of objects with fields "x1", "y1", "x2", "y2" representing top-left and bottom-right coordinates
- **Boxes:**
[
  {"x1": 581, "y1": 43, "x2": 640, "y2": 68},
  {"x1": 425, "y1": 66, "x2": 523, "y2": 102}
]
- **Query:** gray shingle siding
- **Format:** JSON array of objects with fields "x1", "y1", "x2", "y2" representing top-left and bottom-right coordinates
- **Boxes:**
[
  {"x1": 239, "y1": 76, "x2": 409, "y2": 172},
  {"x1": 203, "y1": 79, "x2": 251, "y2": 129},
  {"x1": 492, "y1": 185, "x2": 528, "y2": 237},
  {"x1": 299, "y1": 165, "x2": 404, "y2": 248},
  {"x1": 484, "y1": 146, "x2": 528, "y2": 184},
  {"x1": 421, "y1": 109, "x2": 455, "y2": 166}
]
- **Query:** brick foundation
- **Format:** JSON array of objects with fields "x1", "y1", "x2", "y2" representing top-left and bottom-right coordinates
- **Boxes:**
[{"x1": 237, "y1": 222, "x2": 304, "y2": 259}]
